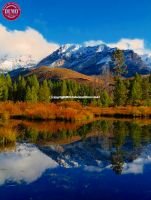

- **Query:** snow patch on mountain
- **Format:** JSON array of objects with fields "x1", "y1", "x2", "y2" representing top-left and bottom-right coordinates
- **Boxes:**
[
  {"x1": 0, "y1": 55, "x2": 36, "y2": 72},
  {"x1": 37, "y1": 43, "x2": 151, "y2": 77},
  {"x1": 141, "y1": 54, "x2": 151, "y2": 68},
  {"x1": 97, "y1": 55, "x2": 111, "y2": 65}
]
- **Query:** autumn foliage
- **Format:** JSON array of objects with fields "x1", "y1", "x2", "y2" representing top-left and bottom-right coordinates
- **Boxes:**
[
  {"x1": 0, "y1": 101, "x2": 151, "y2": 122},
  {"x1": 0, "y1": 101, "x2": 94, "y2": 121}
]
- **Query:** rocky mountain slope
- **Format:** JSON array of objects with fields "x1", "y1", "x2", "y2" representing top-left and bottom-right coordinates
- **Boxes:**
[{"x1": 36, "y1": 44, "x2": 151, "y2": 77}]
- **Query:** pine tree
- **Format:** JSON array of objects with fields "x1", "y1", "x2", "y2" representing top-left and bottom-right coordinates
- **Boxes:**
[
  {"x1": 25, "y1": 86, "x2": 38, "y2": 103},
  {"x1": 17, "y1": 76, "x2": 26, "y2": 101},
  {"x1": 27, "y1": 75, "x2": 39, "y2": 92},
  {"x1": 31, "y1": 86, "x2": 38, "y2": 103},
  {"x1": 100, "y1": 90, "x2": 110, "y2": 107},
  {"x1": 6, "y1": 74, "x2": 12, "y2": 100},
  {"x1": 142, "y1": 78, "x2": 150, "y2": 104},
  {"x1": 6, "y1": 74, "x2": 12, "y2": 87},
  {"x1": 0, "y1": 75, "x2": 4, "y2": 100},
  {"x1": 61, "y1": 80, "x2": 67, "y2": 96},
  {"x1": 68, "y1": 89, "x2": 73, "y2": 99},
  {"x1": 3, "y1": 86, "x2": 8, "y2": 100},
  {"x1": 38, "y1": 80, "x2": 50, "y2": 102},
  {"x1": 135, "y1": 73, "x2": 142, "y2": 82},
  {"x1": 111, "y1": 49, "x2": 127, "y2": 77},
  {"x1": 47, "y1": 80, "x2": 53, "y2": 91},
  {"x1": 12, "y1": 81, "x2": 17, "y2": 101},
  {"x1": 25, "y1": 86, "x2": 32, "y2": 102},
  {"x1": 114, "y1": 78, "x2": 127, "y2": 106},
  {"x1": 129, "y1": 78, "x2": 142, "y2": 105},
  {"x1": 0, "y1": 74, "x2": 9, "y2": 101}
]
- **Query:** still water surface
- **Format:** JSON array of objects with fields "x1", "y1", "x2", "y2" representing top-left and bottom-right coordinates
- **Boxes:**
[{"x1": 0, "y1": 119, "x2": 151, "y2": 200}]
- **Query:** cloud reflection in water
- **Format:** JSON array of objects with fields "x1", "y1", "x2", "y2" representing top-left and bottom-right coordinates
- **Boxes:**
[{"x1": 0, "y1": 143, "x2": 58, "y2": 185}]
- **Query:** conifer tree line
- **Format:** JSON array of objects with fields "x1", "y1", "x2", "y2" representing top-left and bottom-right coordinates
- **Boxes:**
[
  {"x1": 113, "y1": 74, "x2": 151, "y2": 106},
  {"x1": 0, "y1": 74, "x2": 97, "y2": 104},
  {"x1": 0, "y1": 73, "x2": 151, "y2": 106}
]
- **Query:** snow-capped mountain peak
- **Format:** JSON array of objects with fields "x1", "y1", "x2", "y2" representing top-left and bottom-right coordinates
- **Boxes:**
[
  {"x1": 36, "y1": 43, "x2": 151, "y2": 77},
  {"x1": 59, "y1": 44, "x2": 81, "y2": 53},
  {"x1": 58, "y1": 43, "x2": 108, "y2": 57},
  {"x1": 1, "y1": 42, "x2": 151, "y2": 77},
  {"x1": 0, "y1": 54, "x2": 36, "y2": 72}
]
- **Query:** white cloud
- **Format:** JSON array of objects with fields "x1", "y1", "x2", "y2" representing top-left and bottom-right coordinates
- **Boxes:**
[
  {"x1": 0, "y1": 24, "x2": 59, "y2": 61},
  {"x1": 84, "y1": 40, "x2": 104, "y2": 47},
  {"x1": 108, "y1": 39, "x2": 151, "y2": 56},
  {"x1": 84, "y1": 38, "x2": 151, "y2": 56},
  {"x1": 1, "y1": 23, "x2": 151, "y2": 65}
]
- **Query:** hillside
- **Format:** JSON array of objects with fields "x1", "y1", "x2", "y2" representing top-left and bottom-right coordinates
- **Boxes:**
[{"x1": 25, "y1": 66, "x2": 102, "y2": 84}]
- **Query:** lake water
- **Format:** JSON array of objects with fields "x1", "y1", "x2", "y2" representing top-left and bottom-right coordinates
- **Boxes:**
[{"x1": 0, "y1": 119, "x2": 151, "y2": 200}]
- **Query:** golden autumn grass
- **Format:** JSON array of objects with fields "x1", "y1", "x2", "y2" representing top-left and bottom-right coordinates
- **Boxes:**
[
  {"x1": 26, "y1": 66, "x2": 103, "y2": 85},
  {"x1": 0, "y1": 127, "x2": 16, "y2": 142},
  {"x1": 0, "y1": 101, "x2": 93, "y2": 121},
  {"x1": 0, "y1": 101, "x2": 151, "y2": 121},
  {"x1": 87, "y1": 105, "x2": 151, "y2": 118}
]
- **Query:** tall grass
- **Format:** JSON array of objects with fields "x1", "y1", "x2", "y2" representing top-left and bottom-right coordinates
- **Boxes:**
[
  {"x1": 0, "y1": 102, "x2": 150, "y2": 121},
  {"x1": 0, "y1": 127, "x2": 17, "y2": 144},
  {"x1": 0, "y1": 101, "x2": 94, "y2": 121}
]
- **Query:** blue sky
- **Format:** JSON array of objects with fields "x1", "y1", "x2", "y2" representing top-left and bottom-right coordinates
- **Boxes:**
[{"x1": 0, "y1": 0, "x2": 150, "y2": 45}]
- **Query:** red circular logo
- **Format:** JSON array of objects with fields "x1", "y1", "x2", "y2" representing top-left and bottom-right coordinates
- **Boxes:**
[{"x1": 2, "y1": 2, "x2": 21, "y2": 20}]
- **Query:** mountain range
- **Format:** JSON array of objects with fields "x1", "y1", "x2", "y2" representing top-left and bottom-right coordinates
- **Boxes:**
[
  {"x1": 36, "y1": 44, "x2": 151, "y2": 77},
  {"x1": 2, "y1": 43, "x2": 151, "y2": 78}
]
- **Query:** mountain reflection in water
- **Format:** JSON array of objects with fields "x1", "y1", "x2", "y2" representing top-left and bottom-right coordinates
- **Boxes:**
[{"x1": 0, "y1": 119, "x2": 151, "y2": 200}]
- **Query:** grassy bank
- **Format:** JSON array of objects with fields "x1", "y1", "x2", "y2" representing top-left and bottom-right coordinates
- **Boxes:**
[
  {"x1": 0, "y1": 101, "x2": 151, "y2": 121},
  {"x1": 0, "y1": 101, "x2": 94, "y2": 121},
  {"x1": 87, "y1": 105, "x2": 151, "y2": 118}
]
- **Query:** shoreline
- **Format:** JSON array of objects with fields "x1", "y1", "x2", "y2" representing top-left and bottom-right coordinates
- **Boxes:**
[{"x1": 0, "y1": 101, "x2": 151, "y2": 121}]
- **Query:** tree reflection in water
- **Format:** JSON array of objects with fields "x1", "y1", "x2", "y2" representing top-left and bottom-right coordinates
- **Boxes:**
[{"x1": 0, "y1": 119, "x2": 151, "y2": 174}]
